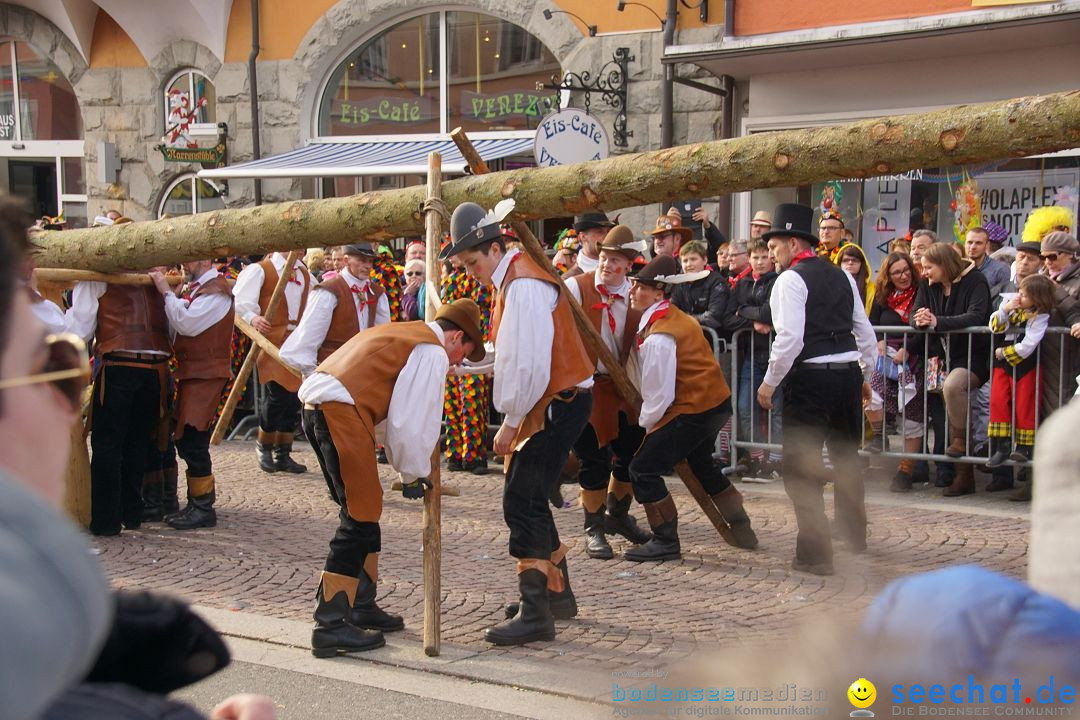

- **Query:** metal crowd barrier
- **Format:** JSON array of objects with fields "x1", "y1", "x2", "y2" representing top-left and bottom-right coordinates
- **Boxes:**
[{"x1": 726, "y1": 324, "x2": 1077, "y2": 473}]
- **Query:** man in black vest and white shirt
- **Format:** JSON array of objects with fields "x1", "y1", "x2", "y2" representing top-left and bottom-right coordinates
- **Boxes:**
[{"x1": 756, "y1": 204, "x2": 877, "y2": 576}]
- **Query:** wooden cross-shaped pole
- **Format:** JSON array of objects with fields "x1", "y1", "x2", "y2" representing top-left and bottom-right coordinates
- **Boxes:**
[{"x1": 422, "y1": 152, "x2": 444, "y2": 656}]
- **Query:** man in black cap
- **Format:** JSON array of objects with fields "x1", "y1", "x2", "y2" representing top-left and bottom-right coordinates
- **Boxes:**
[
  {"x1": 280, "y1": 243, "x2": 389, "y2": 377},
  {"x1": 443, "y1": 199, "x2": 594, "y2": 646},
  {"x1": 757, "y1": 204, "x2": 877, "y2": 576},
  {"x1": 622, "y1": 254, "x2": 758, "y2": 562},
  {"x1": 565, "y1": 212, "x2": 616, "y2": 278}
]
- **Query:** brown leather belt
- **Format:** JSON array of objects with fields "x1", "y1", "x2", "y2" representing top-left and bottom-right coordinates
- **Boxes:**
[{"x1": 103, "y1": 351, "x2": 170, "y2": 363}]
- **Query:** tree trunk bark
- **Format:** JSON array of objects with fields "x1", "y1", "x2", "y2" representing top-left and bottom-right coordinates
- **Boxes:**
[{"x1": 32, "y1": 90, "x2": 1080, "y2": 272}]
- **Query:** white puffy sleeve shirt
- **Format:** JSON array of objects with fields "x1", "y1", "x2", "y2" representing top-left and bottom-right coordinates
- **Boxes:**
[{"x1": 297, "y1": 323, "x2": 448, "y2": 483}]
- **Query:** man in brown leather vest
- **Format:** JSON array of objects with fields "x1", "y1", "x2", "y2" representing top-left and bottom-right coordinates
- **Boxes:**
[
  {"x1": 68, "y1": 276, "x2": 172, "y2": 536},
  {"x1": 564, "y1": 225, "x2": 652, "y2": 560},
  {"x1": 279, "y1": 243, "x2": 389, "y2": 377},
  {"x1": 297, "y1": 299, "x2": 484, "y2": 657},
  {"x1": 624, "y1": 255, "x2": 758, "y2": 561},
  {"x1": 234, "y1": 252, "x2": 311, "y2": 474},
  {"x1": 150, "y1": 259, "x2": 234, "y2": 530},
  {"x1": 444, "y1": 201, "x2": 594, "y2": 647}
]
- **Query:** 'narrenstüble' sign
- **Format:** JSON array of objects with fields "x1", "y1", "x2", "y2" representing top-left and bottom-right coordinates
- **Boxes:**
[{"x1": 534, "y1": 108, "x2": 610, "y2": 167}]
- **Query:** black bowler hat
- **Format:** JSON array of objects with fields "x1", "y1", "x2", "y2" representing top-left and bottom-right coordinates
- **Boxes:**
[
  {"x1": 343, "y1": 243, "x2": 378, "y2": 258},
  {"x1": 441, "y1": 200, "x2": 516, "y2": 260},
  {"x1": 761, "y1": 204, "x2": 819, "y2": 246},
  {"x1": 573, "y1": 212, "x2": 616, "y2": 233}
]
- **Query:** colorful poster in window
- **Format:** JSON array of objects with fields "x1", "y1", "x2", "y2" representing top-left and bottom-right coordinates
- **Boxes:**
[{"x1": 971, "y1": 168, "x2": 1080, "y2": 246}]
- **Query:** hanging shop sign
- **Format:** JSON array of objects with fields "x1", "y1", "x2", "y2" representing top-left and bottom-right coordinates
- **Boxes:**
[
  {"x1": 0, "y1": 113, "x2": 14, "y2": 139},
  {"x1": 533, "y1": 108, "x2": 610, "y2": 167},
  {"x1": 157, "y1": 140, "x2": 227, "y2": 169},
  {"x1": 462, "y1": 90, "x2": 558, "y2": 123}
]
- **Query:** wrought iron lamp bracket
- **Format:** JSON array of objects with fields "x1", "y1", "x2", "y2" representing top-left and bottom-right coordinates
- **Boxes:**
[{"x1": 540, "y1": 47, "x2": 634, "y2": 147}]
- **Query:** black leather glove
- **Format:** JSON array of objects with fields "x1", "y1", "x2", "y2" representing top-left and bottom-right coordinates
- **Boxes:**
[
  {"x1": 85, "y1": 590, "x2": 230, "y2": 693},
  {"x1": 401, "y1": 477, "x2": 432, "y2": 499}
]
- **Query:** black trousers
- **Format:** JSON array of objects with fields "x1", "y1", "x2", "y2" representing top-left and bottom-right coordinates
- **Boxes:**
[
  {"x1": 504, "y1": 391, "x2": 592, "y2": 559},
  {"x1": 781, "y1": 363, "x2": 866, "y2": 565},
  {"x1": 303, "y1": 407, "x2": 380, "y2": 578},
  {"x1": 574, "y1": 412, "x2": 645, "y2": 492},
  {"x1": 90, "y1": 363, "x2": 163, "y2": 534},
  {"x1": 259, "y1": 380, "x2": 301, "y2": 435},
  {"x1": 628, "y1": 401, "x2": 732, "y2": 505},
  {"x1": 175, "y1": 426, "x2": 213, "y2": 479}
]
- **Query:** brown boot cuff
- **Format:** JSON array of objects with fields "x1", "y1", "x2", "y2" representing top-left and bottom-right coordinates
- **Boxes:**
[
  {"x1": 607, "y1": 478, "x2": 633, "y2": 500},
  {"x1": 516, "y1": 558, "x2": 565, "y2": 593},
  {"x1": 188, "y1": 473, "x2": 215, "y2": 497},
  {"x1": 550, "y1": 543, "x2": 570, "y2": 566},
  {"x1": 320, "y1": 571, "x2": 359, "y2": 605},
  {"x1": 362, "y1": 553, "x2": 379, "y2": 585},
  {"x1": 580, "y1": 488, "x2": 606, "y2": 513},
  {"x1": 643, "y1": 495, "x2": 678, "y2": 527}
]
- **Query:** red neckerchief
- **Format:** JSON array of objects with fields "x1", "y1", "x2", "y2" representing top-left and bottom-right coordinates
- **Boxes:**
[
  {"x1": 636, "y1": 301, "x2": 670, "y2": 348},
  {"x1": 180, "y1": 280, "x2": 201, "y2": 302},
  {"x1": 350, "y1": 282, "x2": 377, "y2": 306},
  {"x1": 886, "y1": 286, "x2": 917, "y2": 323},
  {"x1": 592, "y1": 285, "x2": 623, "y2": 335},
  {"x1": 788, "y1": 249, "x2": 816, "y2": 270},
  {"x1": 728, "y1": 265, "x2": 751, "y2": 289}
]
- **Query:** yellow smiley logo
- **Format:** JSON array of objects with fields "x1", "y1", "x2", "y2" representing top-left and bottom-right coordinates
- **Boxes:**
[{"x1": 848, "y1": 678, "x2": 876, "y2": 709}]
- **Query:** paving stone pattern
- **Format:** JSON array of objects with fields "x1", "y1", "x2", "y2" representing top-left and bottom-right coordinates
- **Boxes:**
[{"x1": 98, "y1": 442, "x2": 1029, "y2": 670}]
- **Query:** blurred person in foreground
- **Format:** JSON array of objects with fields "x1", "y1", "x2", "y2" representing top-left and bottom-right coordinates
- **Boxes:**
[{"x1": 0, "y1": 196, "x2": 273, "y2": 720}]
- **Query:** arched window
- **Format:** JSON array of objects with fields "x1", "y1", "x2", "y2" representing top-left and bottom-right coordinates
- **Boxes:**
[
  {"x1": 163, "y1": 69, "x2": 217, "y2": 146},
  {"x1": 318, "y1": 11, "x2": 561, "y2": 137},
  {"x1": 159, "y1": 174, "x2": 225, "y2": 218}
]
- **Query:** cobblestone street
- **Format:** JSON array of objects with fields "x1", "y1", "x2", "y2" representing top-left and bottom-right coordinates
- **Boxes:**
[{"x1": 98, "y1": 441, "x2": 1030, "y2": 672}]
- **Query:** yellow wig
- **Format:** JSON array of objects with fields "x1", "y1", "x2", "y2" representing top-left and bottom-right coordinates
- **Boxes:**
[{"x1": 1022, "y1": 206, "x2": 1075, "y2": 244}]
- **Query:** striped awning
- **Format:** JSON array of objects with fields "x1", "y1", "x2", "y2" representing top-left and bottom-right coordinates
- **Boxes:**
[{"x1": 198, "y1": 135, "x2": 535, "y2": 180}]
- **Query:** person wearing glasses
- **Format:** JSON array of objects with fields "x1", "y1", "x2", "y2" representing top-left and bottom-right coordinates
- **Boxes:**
[
  {"x1": 234, "y1": 250, "x2": 312, "y2": 475},
  {"x1": 816, "y1": 211, "x2": 854, "y2": 264},
  {"x1": 148, "y1": 259, "x2": 234, "y2": 530},
  {"x1": 400, "y1": 259, "x2": 426, "y2": 322},
  {"x1": 279, "y1": 244, "x2": 389, "y2": 381},
  {"x1": 65, "y1": 256, "x2": 172, "y2": 537}
]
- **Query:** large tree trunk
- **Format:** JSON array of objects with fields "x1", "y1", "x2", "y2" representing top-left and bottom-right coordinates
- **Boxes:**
[{"x1": 33, "y1": 90, "x2": 1080, "y2": 272}]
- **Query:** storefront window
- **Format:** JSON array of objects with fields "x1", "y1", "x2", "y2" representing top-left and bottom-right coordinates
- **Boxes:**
[
  {"x1": 320, "y1": 14, "x2": 441, "y2": 136},
  {"x1": 446, "y1": 12, "x2": 559, "y2": 132},
  {"x1": 14, "y1": 41, "x2": 81, "y2": 141},
  {"x1": 0, "y1": 41, "x2": 14, "y2": 141},
  {"x1": 159, "y1": 174, "x2": 225, "y2": 217},
  {"x1": 318, "y1": 11, "x2": 560, "y2": 137}
]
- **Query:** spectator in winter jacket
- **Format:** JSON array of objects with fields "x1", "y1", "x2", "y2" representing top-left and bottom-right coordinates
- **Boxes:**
[
  {"x1": 912, "y1": 242, "x2": 992, "y2": 498},
  {"x1": 728, "y1": 239, "x2": 782, "y2": 473},
  {"x1": 671, "y1": 240, "x2": 730, "y2": 342},
  {"x1": 726, "y1": 239, "x2": 752, "y2": 289}
]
